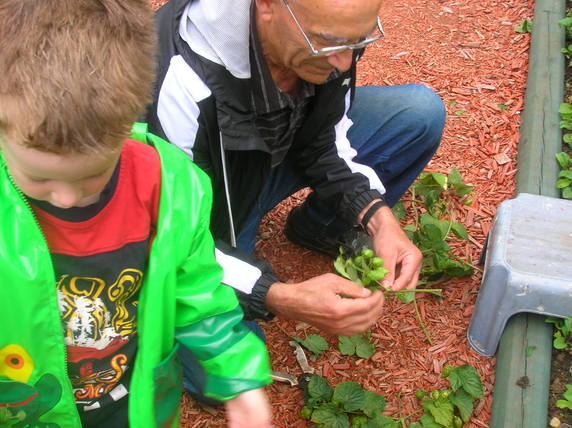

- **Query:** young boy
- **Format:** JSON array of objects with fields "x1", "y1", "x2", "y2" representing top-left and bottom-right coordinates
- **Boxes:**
[{"x1": 0, "y1": 1, "x2": 272, "y2": 427}]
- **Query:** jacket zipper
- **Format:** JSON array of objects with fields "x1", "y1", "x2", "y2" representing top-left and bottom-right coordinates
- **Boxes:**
[{"x1": 2, "y1": 163, "x2": 81, "y2": 426}]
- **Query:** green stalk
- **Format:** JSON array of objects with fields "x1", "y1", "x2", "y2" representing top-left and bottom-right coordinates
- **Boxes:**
[{"x1": 413, "y1": 296, "x2": 433, "y2": 345}]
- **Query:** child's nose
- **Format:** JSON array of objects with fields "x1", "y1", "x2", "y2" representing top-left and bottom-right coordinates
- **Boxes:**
[{"x1": 49, "y1": 185, "x2": 83, "y2": 209}]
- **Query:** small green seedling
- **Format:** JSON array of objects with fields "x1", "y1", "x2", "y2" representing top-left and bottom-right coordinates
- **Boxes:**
[
  {"x1": 556, "y1": 384, "x2": 572, "y2": 410},
  {"x1": 515, "y1": 19, "x2": 532, "y2": 33},
  {"x1": 294, "y1": 334, "x2": 329, "y2": 360},
  {"x1": 338, "y1": 332, "x2": 374, "y2": 359},
  {"x1": 545, "y1": 316, "x2": 572, "y2": 350}
]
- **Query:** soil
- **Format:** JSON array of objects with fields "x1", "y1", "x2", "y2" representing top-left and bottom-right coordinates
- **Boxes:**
[
  {"x1": 548, "y1": 347, "x2": 572, "y2": 426},
  {"x1": 145, "y1": 0, "x2": 537, "y2": 427},
  {"x1": 546, "y1": 26, "x2": 572, "y2": 428}
]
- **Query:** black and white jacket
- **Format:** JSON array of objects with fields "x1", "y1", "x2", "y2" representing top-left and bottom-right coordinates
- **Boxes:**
[{"x1": 146, "y1": 0, "x2": 385, "y2": 320}]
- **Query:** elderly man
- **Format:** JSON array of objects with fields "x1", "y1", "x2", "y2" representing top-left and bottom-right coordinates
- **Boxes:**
[{"x1": 146, "y1": 0, "x2": 445, "y2": 401}]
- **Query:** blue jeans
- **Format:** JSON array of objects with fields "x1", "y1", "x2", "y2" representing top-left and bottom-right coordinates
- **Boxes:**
[
  {"x1": 236, "y1": 84, "x2": 446, "y2": 253},
  {"x1": 180, "y1": 83, "x2": 445, "y2": 402}
]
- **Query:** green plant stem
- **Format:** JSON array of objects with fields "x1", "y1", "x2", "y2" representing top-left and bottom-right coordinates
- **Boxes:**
[
  {"x1": 413, "y1": 297, "x2": 433, "y2": 345},
  {"x1": 450, "y1": 253, "x2": 483, "y2": 273}
]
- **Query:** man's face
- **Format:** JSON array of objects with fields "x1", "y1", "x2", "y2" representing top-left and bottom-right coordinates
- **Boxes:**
[
  {"x1": 267, "y1": 0, "x2": 383, "y2": 84},
  {"x1": 0, "y1": 136, "x2": 121, "y2": 209}
]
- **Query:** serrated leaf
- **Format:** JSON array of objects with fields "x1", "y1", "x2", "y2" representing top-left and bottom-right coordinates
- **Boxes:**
[
  {"x1": 448, "y1": 365, "x2": 483, "y2": 398},
  {"x1": 311, "y1": 403, "x2": 349, "y2": 428},
  {"x1": 423, "y1": 398, "x2": 455, "y2": 427},
  {"x1": 338, "y1": 336, "x2": 356, "y2": 356},
  {"x1": 392, "y1": 201, "x2": 406, "y2": 221},
  {"x1": 364, "y1": 415, "x2": 397, "y2": 428},
  {"x1": 448, "y1": 168, "x2": 462, "y2": 186},
  {"x1": 451, "y1": 388, "x2": 474, "y2": 422},
  {"x1": 307, "y1": 374, "x2": 333, "y2": 402},
  {"x1": 297, "y1": 334, "x2": 329, "y2": 357},
  {"x1": 419, "y1": 413, "x2": 441, "y2": 428},
  {"x1": 396, "y1": 290, "x2": 415, "y2": 303},
  {"x1": 453, "y1": 183, "x2": 473, "y2": 197},
  {"x1": 361, "y1": 390, "x2": 386, "y2": 418},
  {"x1": 355, "y1": 340, "x2": 375, "y2": 359},
  {"x1": 451, "y1": 222, "x2": 469, "y2": 240},
  {"x1": 333, "y1": 381, "x2": 365, "y2": 412}
]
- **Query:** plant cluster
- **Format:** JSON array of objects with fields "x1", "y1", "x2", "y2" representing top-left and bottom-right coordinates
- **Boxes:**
[
  {"x1": 404, "y1": 169, "x2": 475, "y2": 281},
  {"x1": 338, "y1": 332, "x2": 375, "y2": 359},
  {"x1": 546, "y1": 316, "x2": 572, "y2": 415},
  {"x1": 556, "y1": 150, "x2": 572, "y2": 200},
  {"x1": 300, "y1": 364, "x2": 483, "y2": 428},
  {"x1": 560, "y1": 13, "x2": 572, "y2": 65}
]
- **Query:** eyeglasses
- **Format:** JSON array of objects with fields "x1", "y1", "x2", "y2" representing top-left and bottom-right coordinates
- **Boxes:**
[{"x1": 282, "y1": 0, "x2": 385, "y2": 57}]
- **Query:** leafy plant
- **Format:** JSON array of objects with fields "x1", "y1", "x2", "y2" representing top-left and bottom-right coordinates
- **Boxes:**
[
  {"x1": 301, "y1": 374, "x2": 394, "y2": 428},
  {"x1": 556, "y1": 152, "x2": 572, "y2": 199},
  {"x1": 295, "y1": 333, "x2": 330, "y2": 359},
  {"x1": 301, "y1": 365, "x2": 483, "y2": 428},
  {"x1": 560, "y1": 13, "x2": 572, "y2": 64},
  {"x1": 559, "y1": 103, "x2": 572, "y2": 149},
  {"x1": 414, "y1": 364, "x2": 484, "y2": 428},
  {"x1": 556, "y1": 384, "x2": 572, "y2": 410},
  {"x1": 515, "y1": 19, "x2": 532, "y2": 34},
  {"x1": 545, "y1": 316, "x2": 572, "y2": 350},
  {"x1": 406, "y1": 169, "x2": 475, "y2": 281},
  {"x1": 338, "y1": 332, "x2": 375, "y2": 359}
]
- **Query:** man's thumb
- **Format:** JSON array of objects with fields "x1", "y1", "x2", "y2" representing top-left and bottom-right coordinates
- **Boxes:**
[{"x1": 336, "y1": 278, "x2": 372, "y2": 298}]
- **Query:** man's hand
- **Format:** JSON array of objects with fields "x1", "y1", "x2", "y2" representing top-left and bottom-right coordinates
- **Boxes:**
[
  {"x1": 363, "y1": 203, "x2": 422, "y2": 291},
  {"x1": 265, "y1": 273, "x2": 385, "y2": 336},
  {"x1": 225, "y1": 388, "x2": 273, "y2": 428}
]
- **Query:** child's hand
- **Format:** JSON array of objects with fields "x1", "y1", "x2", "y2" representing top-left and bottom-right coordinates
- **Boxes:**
[{"x1": 224, "y1": 388, "x2": 272, "y2": 428}]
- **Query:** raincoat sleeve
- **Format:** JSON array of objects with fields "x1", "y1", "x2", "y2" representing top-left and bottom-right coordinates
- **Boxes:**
[{"x1": 172, "y1": 165, "x2": 271, "y2": 401}]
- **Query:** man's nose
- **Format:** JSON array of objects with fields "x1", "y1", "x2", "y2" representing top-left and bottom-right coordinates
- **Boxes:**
[{"x1": 326, "y1": 49, "x2": 353, "y2": 73}]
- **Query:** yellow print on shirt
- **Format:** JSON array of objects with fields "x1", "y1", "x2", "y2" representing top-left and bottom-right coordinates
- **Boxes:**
[{"x1": 57, "y1": 268, "x2": 143, "y2": 347}]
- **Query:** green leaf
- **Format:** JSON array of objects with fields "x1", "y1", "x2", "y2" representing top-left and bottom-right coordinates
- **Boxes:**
[
  {"x1": 396, "y1": 290, "x2": 415, "y2": 303},
  {"x1": 408, "y1": 423, "x2": 423, "y2": 428},
  {"x1": 525, "y1": 345, "x2": 536, "y2": 357},
  {"x1": 556, "y1": 399, "x2": 572, "y2": 410},
  {"x1": 450, "y1": 388, "x2": 474, "y2": 422},
  {"x1": 448, "y1": 365, "x2": 483, "y2": 398},
  {"x1": 515, "y1": 19, "x2": 532, "y2": 33},
  {"x1": 392, "y1": 201, "x2": 406, "y2": 221},
  {"x1": 448, "y1": 168, "x2": 462, "y2": 187},
  {"x1": 559, "y1": 103, "x2": 572, "y2": 115},
  {"x1": 554, "y1": 335, "x2": 568, "y2": 349},
  {"x1": 363, "y1": 415, "x2": 397, "y2": 428},
  {"x1": 558, "y1": 170, "x2": 572, "y2": 180},
  {"x1": 556, "y1": 178, "x2": 572, "y2": 189},
  {"x1": 333, "y1": 381, "x2": 365, "y2": 412},
  {"x1": 451, "y1": 222, "x2": 469, "y2": 240},
  {"x1": 338, "y1": 335, "x2": 356, "y2": 356},
  {"x1": 454, "y1": 110, "x2": 465, "y2": 116},
  {"x1": 355, "y1": 340, "x2": 375, "y2": 359},
  {"x1": 361, "y1": 390, "x2": 386, "y2": 418},
  {"x1": 308, "y1": 374, "x2": 333, "y2": 402},
  {"x1": 296, "y1": 334, "x2": 329, "y2": 357},
  {"x1": 452, "y1": 183, "x2": 473, "y2": 197},
  {"x1": 419, "y1": 413, "x2": 442, "y2": 428},
  {"x1": 334, "y1": 256, "x2": 351, "y2": 280},
  {"x1": 422, "y1": 398, "x2": 455, "y2": 427},
  {"x1": 346, "y1": 263, "x2": 363, "y2": 285},
  {"x1": 563, "y1": 187, "x2": 572, "y2": 199},
  {"x1": 311, "y1": 403, "x2": 350, "y2": 428},
  {"x1": 497, "y1": 103, "x2": 509, "y2": 110},
  {"x1": 559, "y1": 17, "x2": 572, "y2": 27}
]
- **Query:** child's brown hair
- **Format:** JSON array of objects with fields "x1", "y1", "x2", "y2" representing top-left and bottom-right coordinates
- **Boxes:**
[{"x1": 0, "y1": 0, "x2": 156, "y2": 153}]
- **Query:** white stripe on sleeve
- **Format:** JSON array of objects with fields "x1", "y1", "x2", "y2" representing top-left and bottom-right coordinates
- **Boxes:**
[{"x1": 215, "y1": 249, "x2": 262, "y2": 294}]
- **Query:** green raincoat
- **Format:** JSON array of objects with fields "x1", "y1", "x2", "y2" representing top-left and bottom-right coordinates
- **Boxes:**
[{"x1": 0, "y1": 127, "x2": 271, "y2": 427}]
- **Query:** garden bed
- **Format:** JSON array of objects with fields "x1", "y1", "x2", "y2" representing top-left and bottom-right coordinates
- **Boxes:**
[{"x1": 146, "y1": 0, "x2": 536, "y2": 426}]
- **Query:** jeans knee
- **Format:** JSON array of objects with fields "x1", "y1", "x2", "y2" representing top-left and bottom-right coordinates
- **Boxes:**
[{"x1": 406, "y1": 85, "x2": 445, "y2": 147}]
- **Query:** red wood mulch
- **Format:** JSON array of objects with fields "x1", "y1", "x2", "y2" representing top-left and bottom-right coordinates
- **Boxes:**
[{"x1": 149, "y1": 0, "x2": 533, "y2": 426}]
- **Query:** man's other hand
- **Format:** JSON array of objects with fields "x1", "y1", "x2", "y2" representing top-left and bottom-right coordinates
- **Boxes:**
[{"x1": 265, "y1": 273, "x2": 385, "y2": 336}]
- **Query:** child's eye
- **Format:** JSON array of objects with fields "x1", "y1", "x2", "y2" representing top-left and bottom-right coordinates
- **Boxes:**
[{"x1": 29, "y1": 176, "x2": 48, "y2": 183}]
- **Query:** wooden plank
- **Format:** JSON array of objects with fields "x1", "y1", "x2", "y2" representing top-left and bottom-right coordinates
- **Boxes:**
[{"x1": 491, "y1": 0, "x2": 565, "y2": 426}]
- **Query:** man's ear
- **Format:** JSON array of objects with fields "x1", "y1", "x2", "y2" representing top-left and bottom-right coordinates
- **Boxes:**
[{"x1": 255, "y1": 0, "x2": 276, "y2": 23}]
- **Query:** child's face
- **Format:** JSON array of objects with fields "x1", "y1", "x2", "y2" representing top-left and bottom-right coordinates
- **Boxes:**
[{"x1": 1, "y1": 137, "x2": 122, "y2": 209}]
